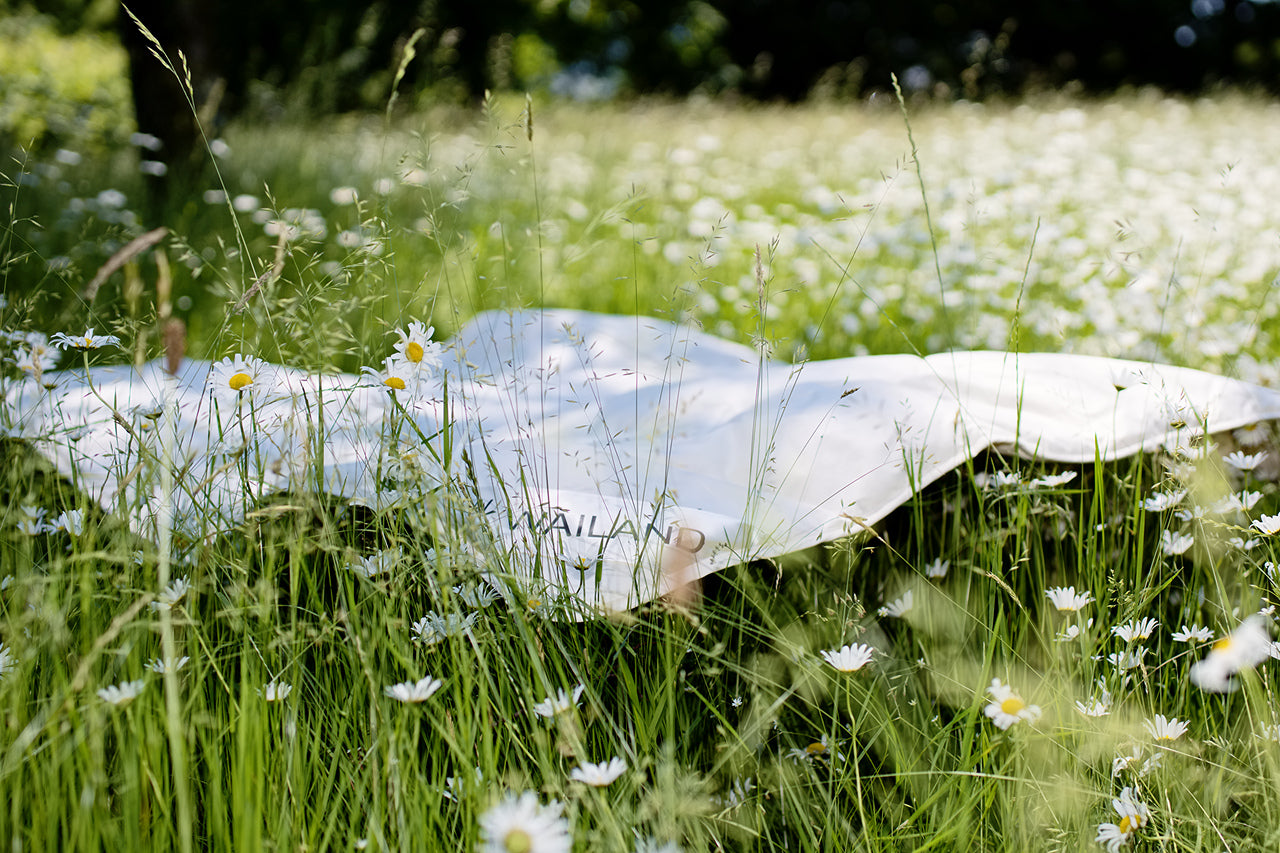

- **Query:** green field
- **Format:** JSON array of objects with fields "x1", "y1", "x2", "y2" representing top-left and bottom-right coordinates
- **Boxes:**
[{"x1": 4, "y1": 31, "x2": 1280, "y2": 850}]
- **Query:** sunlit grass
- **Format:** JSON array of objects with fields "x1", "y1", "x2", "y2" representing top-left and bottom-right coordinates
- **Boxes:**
[{"x1": 2, "y1": 91, "x2": 1280, "y2": 851}]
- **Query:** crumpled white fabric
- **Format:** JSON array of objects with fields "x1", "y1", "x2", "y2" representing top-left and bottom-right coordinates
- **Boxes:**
[{"x1": 8, "y1": 309, "x2": 1280, "y2": 612}]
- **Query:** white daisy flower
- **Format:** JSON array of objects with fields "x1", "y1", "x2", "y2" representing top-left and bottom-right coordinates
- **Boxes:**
[
  {"x1": 146, "y1": 655, "x2": 190, "y2": 674},
  {"x1": 49, "y1": 509, "x2": 84, "y2": 536},
  {"x1": 1143, "y1": 714, "x2": 1189, "y2": 741},
  {"x1": 569, "y1": 757, "x2": 627, "y2": 787},
  {"x1": 392, "y1": 321, "x2": 443, "y2": 373},
  {"x1": 15, "y1": 505, "x2": 47, "y2": 535},
  {"x1": 50, "y1": 328, "x2": 121, "y2": 350},
  {"x1": 0, "y1": 642, "x2": 16, "y2": 678},
  {"x1": 346, "y1": 548, "x2": 401, "y2": 579},
  {"x1": 260, "y1": 680, "x2": 293, "y2": 702},
  {"x1": 820, "y1": 643, "x2": 875, "y2": 672},
  {"x1": 149, "y1": 576, "x2": 191, "y2": 611},
  {"x1": 1029, "y1": 471, "x2": 1077, "y2": 489},
  {"x1": 1234, "y1": 422, "x2": 1271, "y2": 447},
  {"x1": 1190, "y1": 614, "x2": 1272, "y2": 692},
  {"x1": 877, "y1": 590, "x2": 913, "y2": 618},
  {"x1": 477, "y1": 791, "x2": 571, "y2": 853},
  {"x1": 1224, "y1": 450, "x2": 1267, "y2": 472},
  {"x1": 1055, "y1": 621, "x2": 1093, "y2": 642},
  {"x1": 1075, "y1": 698, "x2": 1111, "y2": 717},
  {"x1": 1112, "y1": 618, "x2": 1159, "y2": 643},
  {"x1": 532, "y1": 684, "x2": 585, "y2": 718},
  {"x1": 453, "y1": 583, "x2": 500, "y2": 609},
  {"x1": 1140, "y1": 490, "x2": 1185, "y2": 512},
  {"x1": 1252, "y1": 513, "x2": 1280, "y2": 536},
  {"x1": 1159, "y1": 529, "x2": 1194, "y2": 555},
  {"x1": 208, "y1": 355, "x2": 276, "y2": 403},
  {"x1": 1106, "y1": 648, "x2": 1148, "y2": 672},
  {"x1": 442, "y1": 766, "x2": 483, "y2": 802},
  {"x1": 785, "y1": 733, "x2": 842, "y2": 763},
  {"x1": 1095, "y1": 787, "x2": 1150, "y2": 852},
  {"x1": 1046, "y1": 586, "x2": 1094, "y2": 612},
  {"x1": 1171, "y1": 624, "x2": 1213, "y2": 643},
  {"x1": 360, "y1": 357, "x2": 421, "y2": 395},
  {"x1": 983, "y1": 678, "x2": 1041, "y2": 730},
  {"x1": 923, "y1": 558, "x2": 950, "y2": 579},
  {"x1": 98, "y1": 679, "x2": 146, "y2": 706},
  {"x1": 1238, "y1": 490, "x2": 1263, "y2": 511},
  {"x1": 384, "y1": 675, "x2": 443, "y2": 704},
  {"x1": 411, "y1": 611, "x2": 477, "y2": 645}
]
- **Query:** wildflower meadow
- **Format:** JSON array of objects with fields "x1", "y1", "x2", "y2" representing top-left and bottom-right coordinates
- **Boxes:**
[{"x1": 4, "y1": 48, "x2": 1280, "y2": 853}]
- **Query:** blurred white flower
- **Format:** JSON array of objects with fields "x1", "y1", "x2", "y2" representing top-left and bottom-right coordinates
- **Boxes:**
[
  {"x1": 384, "y1": 675, "x2": 443, "y2": 704},
  {"x1": 923, "y1": 558, "x2": 950, "y2": 579},
  {"x1": 50, "y1": 328, "x2": 121, "y2": 350},
  {"x1": 0, "y1": 642, "x2": 15, "y2": 678},
  {"x1": 411, "y1": 611, "x2": 477, "y2": 645},
  {"x1": 1107, "y1": 648, "x2": 1148, "y2": 672},
  {"x1": 1190, "y1": 614, "x2": 1272, "y2": 692},
  {"x1": 49, "y1": 509, "x2": 84, "y2": 536},
  {"x1": 98, "y1": 679, "x2": 146, "y2": 706},
  {"x1": 878, "y1": 590, "x2": 913, "y2": 618},
  {"x1": 453, "y1": 583, "x2": 499, "y2": 608},
  {"x1": 1171, "y1": 624, "x2": 1213, "y2": 643},
  {"x1": 1224, "y1": 450, "x2": 1267, "y2": 471},
  {"x1": 569, "y1": 757, "x2": 627, "y2": 786},
  {"x1": 1252, "y1": 513, "x2": 1280, "y2": 536},
  {"x1": 1095, "y1": 787, "x2": 1150, "y2": 852},
  {"x1": 786, "y1": 733, "x2": 842, "y2": 763},
  {"x1": 1112, "y1": 618, "x2": 1159, "y2": 643},
  {"x1": 1143, "y1": 714, "x2": 1189, "y2": 741},
  {"x1": 146, "y1": 656, "x2": 190, "y2": 674},
  {"x1": 1029, "y1": 471, "x2": 1077, "y2": 489},
  {"x1": 532, "y1": 684, "x2": 585, "y2": 718},
  {"x1": 260, "y1": 680, "x2": 293, "y2": 702},
  {"x1": 1140, "y1": 490, "x2": 1184, "y2": 512},
  {"x1": 820, "y1": 643, "x2": 875, "y2": 672},
  {"x1": 983, "y1": 678, "x2": 1041, "y2": 730},
  {"x1": 477, "y1": 792, "x2": 571, "y2": 853},
  {"x1": 15, "y1": 505, "x2": 47, "y2": 535},
  {"x1": 1160, "y1": 529, "x2": 1194, "y2": 555},
  {"x1": 149, "y1": 576, "x2": 191, "y2": 611},
  {"x1": 1046, "y1": 586, "x2": 1094, "y2": 612},
  {"x1": 346, "y1": 548, "x2": 401, "y2": 579}
]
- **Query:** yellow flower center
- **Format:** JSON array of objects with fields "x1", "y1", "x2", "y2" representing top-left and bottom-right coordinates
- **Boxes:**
[
  {"x1": 805, "y1": 741, "x2": 826, "y2": 755},
  {"x1": 503, "y1": 829, "x2": 533, "y2": 853},
  {"x1": 527, "y1": 598, "x2": 541, "y2": 609},
  {"x1": 229, "y1": 372, "x2": 253, "y2": 391},
  {"x1": 384, "y1": 376, "x2": 406, "y2": 390},
  {"x1": 1212, "y1": 637, "x2": 1232, "y2": 652},
  {"x1": 406, "y1": 341, "x2": 424, "y2": 363},
  {"x1": 1000, "y1": 696, "x2": 1026, "y2": 716}
]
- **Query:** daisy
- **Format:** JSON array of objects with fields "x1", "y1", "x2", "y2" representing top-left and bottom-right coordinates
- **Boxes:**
[
  {"x1": 1140, "y1": 490, "x2": 1185, "y2": 512},
  {"x1": 923, "y1": 558, "x2": 950, "y2": 579},
  {"x1": 392, "y1": 321, "x2": 442, "y2": 373},
  {"x1": 1076, "y1": 698, "x2": 1111, "y2": 717},
  {"x1": 877, "y1": 589, "x2": 913, "y2": 618},
  {"x1": 1143, "y1": 714, "x2": 1189, "y2": 741},
  {"x1": 15, "y1": 505, "x2": 47, "y2": 535},
  {"x1": 820, "y1": 643, "x2": 875, "y2": 672},
  {"x1": 786, "y1": 733, "x2": 842, "y2": 762},
  {"x1": 384, "y1": 675, "x2": 443, "y2": 703},
  {"x1": 1095, "y1": 787, "x2": 1150, "y2": 852},
  {"x1": 1224, "y1": 450, "x2": 1267, "y2": 471},
  {"x1": 98, "y1": 679, "x2": 146, "y2": 706},
  {"x1": 1190, "y1": 614, "x2": 1272, "y2": 692},
  {"x1": 1171, "y1": 624, "x2": 1213, "y2": 643},
  {"x1": 50, "y1": 328, "x2": 121, "y2": 350},
  {"x1": 569, "y1": 757, "x2": 627, "y2": 786},
  {"x1": 1106, "y1": 648, "x2": 1148, "y2": 672},
  {"x1": 1160, "y1": 529, "x2": 1194, "y2": 555},
  {"x1": 1055, "y1": 621, "x2": 1093, "y2": 642},
  {"x1": 533, "y1": 684, "x2": 585, "y2": 718},
  {"x1": 1112, "y1": 618, "x2": 1159, "y2": 643},
  {"x1": 477, "y1": 791, "x2": 571, "y2": 853},
  {"x1": 453, "y1": 583, "x2": 500, "y2": 609},
  {"x1": 1252, "y1": 513, "x2": 1280, "y2": 536},
  {"x1": 149, "y1": 576, "x2": 191, "y2": 611},
  {"x1": 346, "y1": 547, "x2": 401, "y2": 579},
  {"x1": 49, "y1": 509, "x2": 84, "y2": 536},
  {"x1": 208, "y1": 355, "x2": 275, "y2": 403},
  {"x1": 0, "y1": 643, "x2": 15, "y2": 678},
  {"x1": 411, "y1": 611, "x2": 477, "y2": 645},
  {"x1": 360, "y1": 357, "x2": 421, "y2": 395},
  {"x1": 983, "y1": 679, "x2": 1042, "y2": 730},
  {"x1": 146, "y1": 655, "x2": 190, "y2": 673},
  {"x1": 1234, "y1": 422, "x2": 1271, "y2": 447},
  {"x1": 1029, "y1": 471, "x2": 1078, "y2": 489},
  {"x1": 1046, "y1": 586, "x2": 1094, "y2": 612},
  {"x1": 260, "y1": 680, "x2": 293, "y2": 702},
  {"x1": 1238, "y1": 490, "x2": 1263, "y2": 510}
]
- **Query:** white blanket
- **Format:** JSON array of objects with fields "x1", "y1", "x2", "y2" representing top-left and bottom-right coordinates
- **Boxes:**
[{"x1": 9, "y1": 309, "x2": 1280, "y2": 612}]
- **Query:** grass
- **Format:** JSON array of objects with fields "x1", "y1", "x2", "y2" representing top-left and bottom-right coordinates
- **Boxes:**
[{"x1": 2, "y1": 85, "x2": 1280, "y2": 852}]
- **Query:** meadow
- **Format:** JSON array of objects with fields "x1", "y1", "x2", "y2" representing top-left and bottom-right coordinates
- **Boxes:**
[{"x1": 4, "y1": 72, "x2": 1280, "y2": 851}]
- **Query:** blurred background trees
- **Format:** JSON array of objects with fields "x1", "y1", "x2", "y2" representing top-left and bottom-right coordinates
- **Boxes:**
[{"x1": 5, "y1": 0, "x2": 1280, "y2": 194}]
